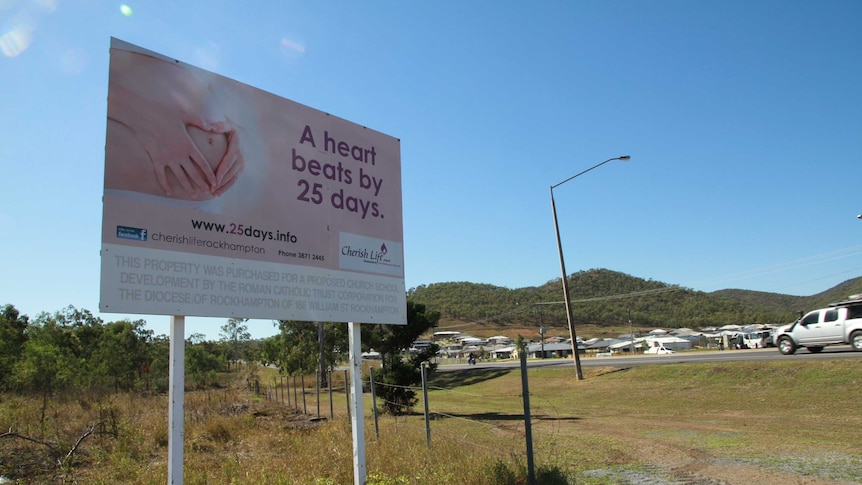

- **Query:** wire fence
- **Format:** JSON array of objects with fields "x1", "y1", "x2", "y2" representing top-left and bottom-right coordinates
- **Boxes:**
[
  {"x1": 249, "y1": 369, "x2": 354, "y2": 420},
  {"x1": 248, "y1": 359, "x2": 549, "y2": 477}
]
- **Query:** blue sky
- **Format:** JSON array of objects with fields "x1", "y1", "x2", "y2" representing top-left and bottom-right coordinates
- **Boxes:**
[{"x1": 2, "y1": 1, "x2": 861, "y2": 340}]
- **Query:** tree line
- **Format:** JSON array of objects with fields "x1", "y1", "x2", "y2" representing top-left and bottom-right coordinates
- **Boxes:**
[
  {"x1": 1, "y1": 301, "x2": 440, "y2": 415},
  {"x1": 0, "y1": 305, "x2": 241, "y2": 397}
]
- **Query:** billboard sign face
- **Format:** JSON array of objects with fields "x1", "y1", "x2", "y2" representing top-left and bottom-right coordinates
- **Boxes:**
[{"x1": 100, "y1": 38, "x2": 406, "y2": 324}]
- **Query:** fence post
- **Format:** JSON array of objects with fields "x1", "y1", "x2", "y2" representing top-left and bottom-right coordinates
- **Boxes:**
[
  {"x1": 369, "y1": 368, "x2": 379, "y2": 438},
  {"x1": 328, "y1": 370, "x2": 334, "y2": 419},
  {"x1": 286, "y1": 375, "x2": 291, "y2": 407},
  {"x1": 293, "y1": 375, "x2": 299, "y2": 412},
  {"x1": 344, "y1": 369, "x2": 350, "y2": 419},
  {"x1": 316, "y1": 370, "x2": 321, "y2": 419},
  {"x1": 421, "y1": 362, "x2": 431, "y2": 447},
  {"x1": 301, "y1": 374, "x2": 308, "y2": 415},
  {"x1": 519, "y1": 350, "x2": 535, "y2": 485}
]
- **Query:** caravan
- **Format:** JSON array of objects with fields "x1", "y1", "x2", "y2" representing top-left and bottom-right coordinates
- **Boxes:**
[
  {"x1": 736, "y1": 330, "x2": 772, "y2": 349},
  {"x1": 643, "y1": 335, "x2": 691, "y2": 354}
]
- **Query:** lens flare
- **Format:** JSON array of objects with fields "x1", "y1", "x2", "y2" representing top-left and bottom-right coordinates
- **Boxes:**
[
  {"x1": 120, "y1": 4, "x2": 133, "y2": 16},
  {"x1": 0, "y1": 26, "x2": 31, "y2": 57}
]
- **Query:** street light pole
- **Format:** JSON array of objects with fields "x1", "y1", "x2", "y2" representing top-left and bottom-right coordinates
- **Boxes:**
[{"x1": 551, "y1": 155, "x2": 631, "y2": 380}]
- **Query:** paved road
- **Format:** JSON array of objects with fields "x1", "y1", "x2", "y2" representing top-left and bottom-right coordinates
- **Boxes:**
[{"x1": 438, "y1": 345, "x2": 862, "y2": 372}]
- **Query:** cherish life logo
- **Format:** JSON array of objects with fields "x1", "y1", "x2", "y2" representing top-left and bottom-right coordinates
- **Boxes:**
[
  {"x1": 338, "y1": 233, "x2": 402, "y2": 277},
  {"x1": 341, "y1": 243, "x2": 388, "y2": 264}
]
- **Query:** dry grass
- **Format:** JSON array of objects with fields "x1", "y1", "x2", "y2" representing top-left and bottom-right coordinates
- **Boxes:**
[{"x1": 2, "y1": 359, "x2": 861, "y2": 484}]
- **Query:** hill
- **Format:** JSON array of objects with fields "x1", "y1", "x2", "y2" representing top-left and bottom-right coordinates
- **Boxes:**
[{"x1": 407, "y1": 268, "x2": 862, "y2": 337}]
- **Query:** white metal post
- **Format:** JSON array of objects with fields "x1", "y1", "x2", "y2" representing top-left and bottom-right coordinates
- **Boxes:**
[
  {"x1": 348, "y1": 322, "x2": 367, "y2": 485},
  {"x1": 168, "y1": 315, "x2": 185, "y2": 485}
]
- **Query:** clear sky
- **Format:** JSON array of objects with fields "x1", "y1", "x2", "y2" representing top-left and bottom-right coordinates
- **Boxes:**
[{"x1": 2, "y1": 1, "x2": 861, "y2": 340}]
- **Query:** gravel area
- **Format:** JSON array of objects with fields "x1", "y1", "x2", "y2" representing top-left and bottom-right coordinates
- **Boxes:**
[{"x1": 581, "y1": 453, "x2": 862, "y2": 485}]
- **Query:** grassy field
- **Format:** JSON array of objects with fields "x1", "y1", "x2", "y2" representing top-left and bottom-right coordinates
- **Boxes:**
[{"x1": 2, "y1": 358, "x2": 861, "y2": 484}]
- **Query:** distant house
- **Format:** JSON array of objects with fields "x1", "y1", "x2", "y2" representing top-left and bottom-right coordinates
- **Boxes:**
[
  {"x1": 523, "y1": 341, "x2": 581, "y2": 359},
  {"x1": 439, "y1": 343, "x2": 464, "y2": 357},
  {"x1": 487, "y1": 335, "x2": 513, "y2": 345},
  {"x1": 407, "y1": 339, "x2": 434, "y2": 354},
  {"x1": 459, "y1": 336, "x2": 488, "y2": 346},
  {"x1": 609, "y1": 339, "x2": 642, "y2": 354},
  {"x1": 489, "y1": 346, "x2": 515, "y2": 359},
  {"x1": 586, "y1": 338, "x2": 628, "y2": 356}
]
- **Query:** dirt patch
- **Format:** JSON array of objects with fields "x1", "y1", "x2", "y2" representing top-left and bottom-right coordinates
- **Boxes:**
[{"x1": 575, "y1": 418, "x2": 861, "y2": 484}]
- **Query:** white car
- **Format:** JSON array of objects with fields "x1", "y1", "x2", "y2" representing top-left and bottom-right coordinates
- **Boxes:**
[{"x1": 644, "y1": 346, "x2": 675, "y2": 355}]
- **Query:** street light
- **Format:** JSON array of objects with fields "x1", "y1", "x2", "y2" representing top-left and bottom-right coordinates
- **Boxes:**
[{"x1": 550, "y1": 155, "x2": 631, "y2": 380}]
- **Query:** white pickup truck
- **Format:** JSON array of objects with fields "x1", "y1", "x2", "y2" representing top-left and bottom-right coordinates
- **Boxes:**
[{"x1": 772, "y1": 295, "x2": 862, "y2": 355}]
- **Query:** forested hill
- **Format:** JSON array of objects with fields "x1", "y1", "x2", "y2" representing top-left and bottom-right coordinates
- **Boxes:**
[{"x1": 406, "y1": 268, "x2": 862, "y2": 330}]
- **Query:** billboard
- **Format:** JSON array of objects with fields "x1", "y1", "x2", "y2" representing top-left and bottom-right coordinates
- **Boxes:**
[{"x1": 100, "y1": 38, "x2": 406, "y2": 324}]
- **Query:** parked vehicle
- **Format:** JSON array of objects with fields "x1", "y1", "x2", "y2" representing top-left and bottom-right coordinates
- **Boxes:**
[
  {"x1": 772, "y1": 295, "x2": 862, "y2": 355},
  {"x1": 736, "y1": 330, "x2": 773, "y2": 349},
  {"x1": 644, "y1": 344, "x2": 675, "y2": 355}
]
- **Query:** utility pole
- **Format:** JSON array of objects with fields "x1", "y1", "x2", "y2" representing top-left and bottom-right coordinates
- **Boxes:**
[{"x1": 539, "y1": 306, "x2": 546, "y2": 359}]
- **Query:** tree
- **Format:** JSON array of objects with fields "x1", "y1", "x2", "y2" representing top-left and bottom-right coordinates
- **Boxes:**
[
  {"x1": 88, "y1": 319, "x2": 151, "y2": 391},
  {"x1": 42, "y1": 306, "x2": 107, "y2": 390},
  {"x1": 13, "y1": 317, "x2": 80, "y2": 422},
  {"x1": 185, "y1": 333, "x2": 225, "y2": 389},
  {"x1": 57, "y1": 306, "x2": 104, "y2": 360},
  {"x1": 515, "y1": 334, "x2": 526, "y2": 353},
  {"x1": 265, "y1": 321, "x2": 348, "y2": 377},
  {"x1": 147, "y1": 334, "x2": 171, "y2": 392},
  {"x1": 362, "y1": 301, "x2": 440, "y2": 415},
  {"x1": 0, "y1": 304, "x2": 29, "y2": 390},
  {"x1": 219, "y1": 318, "x2": 250, "y2": 369}
]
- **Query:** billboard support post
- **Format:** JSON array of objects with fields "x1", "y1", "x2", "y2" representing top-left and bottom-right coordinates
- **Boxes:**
[
  {"x1": 168, "y1": 315, "x2": 185, "y2": 485},
  {"x1": 348, "y1": 322, "x2": 366, "y2": 485}
]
